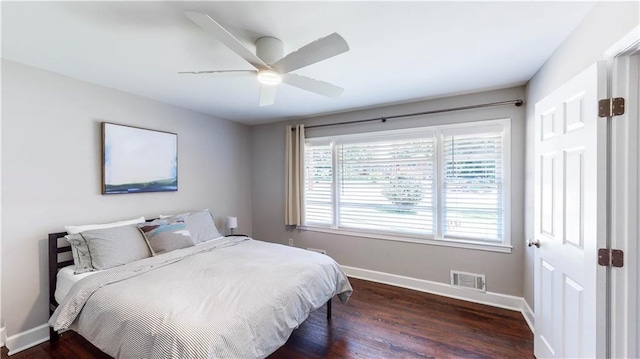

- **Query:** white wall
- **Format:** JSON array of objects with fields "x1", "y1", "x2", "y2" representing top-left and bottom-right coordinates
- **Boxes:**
[
  {"x1": 251, "y1": 86, "x2": 526, "y2": 297},
  {"x1": 523, "y1": 1, "x2": 639, "y2": 310},
  {"x1": 1, "y1": 60, "x2": 253, "y2": 339},
  {"x1": 0, "y1": 56, "x2": 3, "y2": 348}
]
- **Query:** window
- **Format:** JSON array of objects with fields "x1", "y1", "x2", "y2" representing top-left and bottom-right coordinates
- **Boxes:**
[{"x1": 302, "y1": 119, "x2": 511, "y2": 251}]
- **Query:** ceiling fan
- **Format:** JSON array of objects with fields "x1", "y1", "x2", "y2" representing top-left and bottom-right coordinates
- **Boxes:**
[{"x1": 180, "y1": 11, "x2": 349, "y2": 106}]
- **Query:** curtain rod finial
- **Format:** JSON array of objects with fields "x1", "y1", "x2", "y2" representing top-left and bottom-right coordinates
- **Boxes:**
[{"x1": 515, "y1": 100, "x2": 524, "y2": 107}]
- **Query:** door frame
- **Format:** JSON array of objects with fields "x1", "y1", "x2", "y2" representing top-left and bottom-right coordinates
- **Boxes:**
[{"x1": 604, "y1": 26, "x2": 640, "y2": 359}]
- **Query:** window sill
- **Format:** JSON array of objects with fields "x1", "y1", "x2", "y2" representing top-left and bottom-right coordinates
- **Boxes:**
[{"x1": 296, "y1": 225, "x2": 512, "y2": 253}]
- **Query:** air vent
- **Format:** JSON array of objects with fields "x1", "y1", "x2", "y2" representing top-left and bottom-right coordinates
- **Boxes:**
[{"x1": 450, "y1": 271, "x2": 486, "y2": 292}]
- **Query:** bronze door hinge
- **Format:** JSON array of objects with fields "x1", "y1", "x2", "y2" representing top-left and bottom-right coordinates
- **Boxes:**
[
  {"x1": 598, "y1": 98, "x2": 625, "y2": 118},
  {"x1": 598, "y1": 248, "x2": 624, "y2": 267}
]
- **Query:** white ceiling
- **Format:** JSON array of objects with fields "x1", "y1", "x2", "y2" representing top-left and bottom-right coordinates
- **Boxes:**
[{"x1": 2, "y1": 1, "x2": 596, "y2": 125}]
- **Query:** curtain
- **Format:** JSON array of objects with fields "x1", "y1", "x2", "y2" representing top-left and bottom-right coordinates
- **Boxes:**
[{"x1": 285, "y1": 124, "x2": 305, "y2": 226}]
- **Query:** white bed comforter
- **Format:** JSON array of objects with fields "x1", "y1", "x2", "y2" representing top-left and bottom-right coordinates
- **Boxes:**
[{"x1": 49, "y1": 237, "x2": 352, "y2": 358}]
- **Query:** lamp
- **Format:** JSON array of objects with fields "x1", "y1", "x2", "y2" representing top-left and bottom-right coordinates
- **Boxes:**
[
  {"x1": 227, "y1": 216, "x2": 238, "y2": 235},
  {"x1": 257, "y1": 70, "x2": 282, "y2": 85}
]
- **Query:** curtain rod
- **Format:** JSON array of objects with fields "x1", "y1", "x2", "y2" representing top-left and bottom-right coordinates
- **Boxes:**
[{"x1": 294, "y1": 99, "x2": 523, "y2": 131}]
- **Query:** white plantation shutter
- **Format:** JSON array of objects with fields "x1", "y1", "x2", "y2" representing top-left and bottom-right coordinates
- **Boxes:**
[
  {"x1": 302, "y1": 119, "x2": 510, "y2": 248},
  {"x1": 337, "y1": 137, "x2": 435, "y2": 235},
  {"x1": 304, "y1": 144, "x2": 333, "y2": 226},
  {"x1": 442, "y1": 128, "x2": 504, "y2": 242}
]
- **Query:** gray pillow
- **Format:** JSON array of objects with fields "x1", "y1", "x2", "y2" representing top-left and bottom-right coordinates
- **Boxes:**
[
  {"x1": 186, "y1": 210, "x2": 222, "y2": 243},
  {"x1": 65, "y1": 234, "x2": 94, "y2": 274},
  {"x1": 138, "y1": 218, "x2": 195, "y2": 255},
  {"x1": 165, "y1": 210, "x2": 221, "y2": 244},
  {"x1": 77, "y1": 224, "x2": 152, "y2": 270}
]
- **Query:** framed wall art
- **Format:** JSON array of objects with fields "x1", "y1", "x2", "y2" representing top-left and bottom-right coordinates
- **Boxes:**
[{"x1": 102, "y1": 122, "x2": 178, "y2": 194}]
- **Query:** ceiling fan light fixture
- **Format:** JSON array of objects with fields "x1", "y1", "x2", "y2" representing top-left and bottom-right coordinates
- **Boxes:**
[{"x1": 257, "y1": 70, "x2": 282, "y2": 85}]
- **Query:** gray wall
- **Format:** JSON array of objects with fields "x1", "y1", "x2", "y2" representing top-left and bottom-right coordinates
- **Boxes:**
[
  {"x1": 523, "y1": 1, "x2": 639, "y2": 310},
  {"x1": 252, "y1": 86, "x2": 526, "y2": 297},
  {"x1": 1, "y1": 60, "x2": 253, "y2": 336}
]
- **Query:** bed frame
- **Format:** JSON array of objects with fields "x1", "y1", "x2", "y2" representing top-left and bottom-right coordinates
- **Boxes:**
[
  {"x1": 48, "y1": 231, "x2": 72, "y2": 341},
  {"x1": 48, "y1": 231, "x2": 332, "y2": 342}
]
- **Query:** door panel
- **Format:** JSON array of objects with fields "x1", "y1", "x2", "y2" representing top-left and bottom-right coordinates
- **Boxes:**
[
  {"x1": 541, "y1": 108, "x2": 558, "y2": 140},
  {"x1": 539, "y1": 259, "x2": 556, "y2": 356},
  {"x1": 564, "y1": 91, "x2": 586, "y2": 133},
  {"x1": 564, "y1": 149, "x2": 583, "y2": 248},
  {"x1": 534, "y1": 63, "x2": 606, "y2": 358},
  {"x1": 540, "y1": 154, "x2": 555, "y2": 237},
  {"x1": 563, "y1": 274, "x2": 583, "y2": 359}
]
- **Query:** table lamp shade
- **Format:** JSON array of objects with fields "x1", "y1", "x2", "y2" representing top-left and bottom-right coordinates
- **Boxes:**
[{"x1": 227, "y1": 216, "x2": 238, "y2": 229}]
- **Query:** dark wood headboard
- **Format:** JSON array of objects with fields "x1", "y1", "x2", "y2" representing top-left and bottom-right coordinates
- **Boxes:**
[{"x1": 48, "y1": 231, "x2": 72, "y2": 340}]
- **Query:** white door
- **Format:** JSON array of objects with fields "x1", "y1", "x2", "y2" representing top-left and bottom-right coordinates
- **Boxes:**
[{"x1": 533, "y1": 63, "x2": 608, "y2": 358}]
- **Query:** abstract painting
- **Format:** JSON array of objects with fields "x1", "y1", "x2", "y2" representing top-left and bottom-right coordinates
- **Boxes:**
[{"x1": 102, "y1": 122, "x2": 177, "y2": 194}]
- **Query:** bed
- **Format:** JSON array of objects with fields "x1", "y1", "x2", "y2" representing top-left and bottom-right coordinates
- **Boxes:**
[{"x1": 47, "y1": 215, "x2": 352, "y2": 358}]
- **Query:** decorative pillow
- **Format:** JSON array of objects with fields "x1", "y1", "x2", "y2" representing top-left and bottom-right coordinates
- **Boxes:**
[
  {"x1": 65, "y1": 234, "x2": 94, "y2": 274},
  {"x1": 64, "y1": 217, "x2": 146, "y2": 273},
  {"x1": 160, "y1": 210, "x2": 221, "y2": 244},
  {"x1": 138, "y1": 218, "x2": 195, "y2": 255},
  {"x1": 75, "y1": 224, "x2": 152, "y2": 271}
]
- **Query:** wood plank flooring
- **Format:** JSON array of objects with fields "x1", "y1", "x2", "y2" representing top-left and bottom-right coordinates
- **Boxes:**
[{"x1": 1, "y1": 278, "x2": 533, "y2": 358}]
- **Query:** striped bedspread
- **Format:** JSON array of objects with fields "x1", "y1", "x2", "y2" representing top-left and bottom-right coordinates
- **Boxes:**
[{"x1": 50, "y1": 237, "x2": 352, "y2": 358}]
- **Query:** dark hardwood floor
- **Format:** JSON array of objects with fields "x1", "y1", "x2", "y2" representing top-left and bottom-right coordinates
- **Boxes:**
[{"x1": 1, "y1": 278, "x2": 533, "y2": 358}]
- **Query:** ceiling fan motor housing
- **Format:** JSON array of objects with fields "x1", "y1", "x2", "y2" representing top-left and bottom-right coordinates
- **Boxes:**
[{"x1": 256, "y1": 37, "x2": 284, "y2": 65}]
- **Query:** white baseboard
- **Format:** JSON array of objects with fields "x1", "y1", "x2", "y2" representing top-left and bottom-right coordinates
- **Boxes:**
[
  {"x1": 5, "y1": 324, "x2": 49, "y2": 356},
  {"x1": 341, "y1": 265, "x2": 534, "y2": 333},
  {"x1": 0, "y1": 326, "x2": 5, "y2": 347},
  {"x1": 521, "y1": 300, "x2": 535, "y2": 334}
]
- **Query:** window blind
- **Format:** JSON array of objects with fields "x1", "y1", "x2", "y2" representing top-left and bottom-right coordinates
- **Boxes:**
[
  {"x1": 302, "y1": 119, "x2": 510, "y2": 248},
  {"x1": 303, "y1": 144, "x2": 333, "y2": 226},
  {"x1": 442, "y1": 131, "x2": 503, "y2": 242},
  {"x1": 337, "y1": 138, "x2": 435, "y2": 235}
]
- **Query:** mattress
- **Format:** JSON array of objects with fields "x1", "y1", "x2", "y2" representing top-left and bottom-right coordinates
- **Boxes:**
[{"x1": 54, "y1": 265, "x2": 97, "y2": 303}]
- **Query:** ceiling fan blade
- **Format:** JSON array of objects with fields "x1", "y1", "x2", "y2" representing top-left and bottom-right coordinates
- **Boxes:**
[
  {"x1": 259, "y1": 85, "x2": 277, "y2": 106},
  {"x1": 184, "y1": 11, "x2": 268, "y2": 70},
  {"x1": 282, "y1": 74, "x2": 344, "y2": 98},
  {"x1": 272, "y1": 33, "x2": 349, "y2": 74},
  {"x1": 178, "y1": 70, "x2": 257, "y2": 77}
]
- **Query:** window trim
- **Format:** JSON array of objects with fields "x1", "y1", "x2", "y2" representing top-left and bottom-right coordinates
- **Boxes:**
[
  {"x1": 301, "y1": 118, "x2": 512, "y2": 253},
  {"x1": 297, "y1": 225, "x2": 513, "y2": 253}
]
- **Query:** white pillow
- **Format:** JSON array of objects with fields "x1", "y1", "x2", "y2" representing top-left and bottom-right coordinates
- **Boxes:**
[{"x1": 65, "y1": 216, "x2": 145, "y2": 234}]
